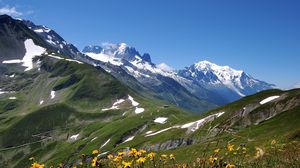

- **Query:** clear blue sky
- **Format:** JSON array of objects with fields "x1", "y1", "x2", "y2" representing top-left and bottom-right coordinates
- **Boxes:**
[{"x1": 1, "y1": 0, "x2": 300, "y2": 88}]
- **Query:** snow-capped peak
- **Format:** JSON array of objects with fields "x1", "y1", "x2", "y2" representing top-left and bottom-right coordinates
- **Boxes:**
[{"x1": 195, "y1": 60, "x2": 243, "y2": 76}]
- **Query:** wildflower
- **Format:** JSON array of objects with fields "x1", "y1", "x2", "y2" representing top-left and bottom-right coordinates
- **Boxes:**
[
  {"x1": 31, "y1": 162, "x2": 44, "y2": 168},
  {"x1": 81, "y1": 154, "x2": 86, "y2": 157},
  {"x1": 136, "y1": 157, "x2": 146, "y2": 164},
  {"x1": 254, "y1": 147, "x2": 264, "y2": 159},
  {"x1": 225, "y1": 163, "x2": 236, "y2": 168},
  {"x1": 29, "y1": 157, "x2": 35, "y2": 161},
  {"x1": 128, "y1": 148, "x2": 138, "y2": 157},
  {"x1": 160, "y1": 154, "x2": 168, "y2": 161},
  {"x1": 214, "y1": 148, "x2": 220, "y2": 153},
  {"x1": 122, "y1": 160, "x2": 133, "y2": 168},
  {"x1": 271, "y1": 139, "x2": 277, "y2": 145},
  {"x1": 114, "y1": 156, "x2": 122, "y2": 162},
  {"x1": 118, "y1": 151, "x2": 125, "y2": 157},
  {"x1": 107, "y1": 154, "x2": 114, "y2": 159},
  {"x1": 139, "y1": 149, "x2": 146, "y2": 154},
  {"x1": 208, "y1": 156, "x2": 218, "y2": 163},
  {"x1": 169, "y1": 154, "x2": 176, "y2": 160},
  {"x1": 147, "y1": 152, "x2": 156, "y2": 160},
  {"x1": 227, "y1": 144, "x2": 234, "y2": 152},
  {"x1": 91, "y1": 157, "x2": 97, "y2": 167},
  {"x1": 92, "y1": 149, "x2": 99, "y2": 155}
]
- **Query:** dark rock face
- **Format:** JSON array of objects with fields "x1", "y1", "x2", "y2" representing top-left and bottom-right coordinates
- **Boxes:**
[
  {"x1": 143, "y1": 137, "x2": 196, "y2": 152},
  {"x1": 0, "y1": 15, "x2": 31, "y2": 61}
]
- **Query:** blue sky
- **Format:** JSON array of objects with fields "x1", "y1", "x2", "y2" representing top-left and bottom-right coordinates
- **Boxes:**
[{"x1": 0, "y1": 0, "x2": 300, "y2": 88}]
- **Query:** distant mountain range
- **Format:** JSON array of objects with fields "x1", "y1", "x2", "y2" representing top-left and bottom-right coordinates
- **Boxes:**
[{"x1": 81, "y1": 44, "x2": 275, "y2": 105}]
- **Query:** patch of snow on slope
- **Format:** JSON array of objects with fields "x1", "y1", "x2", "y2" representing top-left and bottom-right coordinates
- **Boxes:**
[
  {"x1": 48, "y1": 54, "x2": 64, "y2": 60},
  {"x1": 145, "y1": 131, "x2": 153, "y2": 135},
  {"x1": 123, "y1": 136, "x2": 135, "y2": 143},
  {"x1": 102, "y1": 99, "x2": 125, "y2": 111},
  {"x1": 39, "y1": 100, "x2": 44, "y2": 105},
  {"x1": 100, "y1": 139, "x2": 111, "y2": 148},
  {"x1": 135, "y1": 107, "x2": 145, "y2": 114},
  {"x1": 2, "y1": 59, "x2": 22, "y2": 64},
  {"x1": 22, "y1": 39, "x2": 46, "y2": 71},
  {"x1": 146, "y1": 112, "x2": 225, "y2": 137},
  {"x1": 128, "y1": 95, "x2": 139, "y2": 106},
  {"x1": 84, "y1": 52, "x2": 123, "y2": 66},
  {"x1": 154, "y1": 117, "x2": 168, "y2": 124},
  {"x1": 69, "y1": 134, "x2": 79, "y2": 141},
  {"x1": 181, "y1": 112, "x2": 224, "y2": 132},
  {"x1": 65, "y1": 59, "x2": 83, "y2": 64},
  {"x1": 50, "y1": 91, "x2": 55, "y2": 99},
  {"x1": 8, "y1": 97, "x2": 17, "y2": 100},
  {"x1": 91, "y1": 137, "x2": 97, "y2": 142},
  {"x1": 260, "y1": 96, "x2": 280, "y2": 105},
  {"x1": 145, "y1": 126, "x2": 180, "y2": 137}
]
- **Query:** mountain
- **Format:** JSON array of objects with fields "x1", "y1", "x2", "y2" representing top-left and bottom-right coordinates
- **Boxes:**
[
  {"x1": 82, "y1": 43, "x2": 275, "y2": 105},
  {"x1": 177, "y1": 60, "x2": 276, "y2": 104},
  {"x1": 82, "y1": 43, "x2": 216, "y2": 113}
]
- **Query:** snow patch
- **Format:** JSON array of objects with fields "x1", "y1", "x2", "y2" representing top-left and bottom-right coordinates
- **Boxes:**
[
  {"x1": 69, "y1": 134, "x2": 79, "y2": 141},
  {"x1": 84, "y1": 52, "x2": 123, "y2": 66},
  {"x1": 146, "y1": 112, "x2": 225, "y2": 137},
  {"x1": 145, "y1": 126, "x2": 180, "y2": 137},
  {"x1": 65, "y1": 59, "x2": 83, "y2": 64},
  {"x1": 135, "y1": 107, "x2": 145, "y2": 114},
  {"x1": 8, "y1": 97, "x2": 17, "y2": 100},
  {"x1": 128, "y1": 95, "x2": 139, "y2": 106},
  {"x1": 102, "y1": 99, "x2": 125, "y2": 111},
  {"x1": 2, "y1": 59, "x2": 22, "y2": 64},
  {"x1": 145, "y1": 131, "x2": 153, "y2": 135},
  {"x1": 91, "y1": 137, "x2": 97, "y2": 142},
  {"x1": 22, "y1": 39, "x2": 46, "y2": 71},
  {"x1": 123, "y1": 136, "x2": 135, "y2": 143},
  {"x1": 260, "y1": 96, "x2": 280, "y2": 105},
  {"x1": 39, "y1": 100, "x2": 44, "y2": 105},
  {"x1": 181, "y1": 112, "x2": 224, "y2": 132},
  {"x1": 50, "y1": 91, "x2": 55, "y2": 99},
  {"x1": 100, "y1": 139, "x2": 111, "y2": 148},
  {"x1": 154, "y1": 117, "x2": 168, "y2": 124}
]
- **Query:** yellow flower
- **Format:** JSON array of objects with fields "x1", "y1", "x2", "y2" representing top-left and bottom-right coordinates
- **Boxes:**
[
  {"x1": 118, "y1": 151, "x2": 125, "y2": 157},
  {"x1": 139, "y1": 149, "x2": 146, "y2": 154},
  {"x1": 91, "y1": 157, "x2": 97, "y2": 167},
  {"x1": 114, "y1": 156, "x2": 122, "y2": 162},
  {"x1": 254, "y1": 147, "x2": 264, "y2": 159},
  {"x1": 107, "y1": 154, "x2": 114, "y2": 159},
  {"x1": 147, "y1": 152, "x2": 156, "y2": 160},
  {"x1": 122, "y1": 160, "x2": 133, "y2": 168},
  {"x1": 128, "y1": 148, "x2": 138, "y2": 157},
  {"x1": 214, "y1": 148, "x2": 220, "y2": 153},
  {"x1": 208, "y1": 156, "x2": 218, "y2": 164},
  {"x1": 227, "y1": 144, "x2": 234, "y2": 152},
  {"x1": 271, "y1": 139, "x2": 277, "y2": 145},
  {"x1": 92, "y1": 149, "x2": 99, "y2": 155},
  {"x1": 136, "y1": 157, "x2": 146, "y2": 164},
  {"x1": 31, "y1": 162, "x2": 44, "y2": 168},
  {"x1": 29, "y1": 157, "x2": 35, "y2": 161},
  {"x1": 160, "y1": 154, "x2": 168, "y2": 160},
  {"x1": 169, "y1": 154, "x2": 175, "y2": 160},
  {"x1": 225, "y1": 163, "x2": 236, "y2": 168}
]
